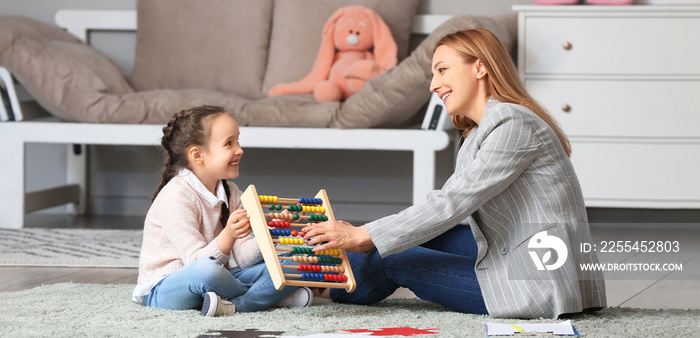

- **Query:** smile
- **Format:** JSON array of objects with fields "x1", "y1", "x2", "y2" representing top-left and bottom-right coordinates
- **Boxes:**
[{"x1": 440, "y1": 92, "x2": 451, "y2": 102}]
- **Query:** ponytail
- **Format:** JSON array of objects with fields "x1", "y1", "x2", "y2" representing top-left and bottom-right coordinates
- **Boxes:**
[{"x1": 219, "y1": 179, "x2": 231, "y2": 227}]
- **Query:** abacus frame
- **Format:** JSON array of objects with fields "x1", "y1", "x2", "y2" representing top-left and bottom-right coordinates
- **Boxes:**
[{"x1": 241, "y1": 185, "x2": 356, "y2": 292}]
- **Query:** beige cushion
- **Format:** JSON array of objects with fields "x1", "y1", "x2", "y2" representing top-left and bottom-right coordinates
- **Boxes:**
[
  {"x1": 332, "y1": 14, "x2": 517, "y2": 128},
  {"x1": 131, "y1": 0, "x2": 273, "y2": 100},
  {"x1": 0, "y1": 15, "x2": 333, "y2": 126},
  {"x1": 262, "y1": 0, "x2": 420, "y2": 94},
  {"x1": 0, "y1": 15, "x2": 134, "y2": 122},
  {"x1": 0, "y1": 12, "x2": 517, "y2": 128}
]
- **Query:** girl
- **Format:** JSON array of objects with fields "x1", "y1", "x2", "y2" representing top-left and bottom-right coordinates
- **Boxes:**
[
  {"x1": 132, "y1": 105, "x2": 312, "y2": 317},
  {"x1": 303, "y1": 29, "x2": 607, "y2": 319}
]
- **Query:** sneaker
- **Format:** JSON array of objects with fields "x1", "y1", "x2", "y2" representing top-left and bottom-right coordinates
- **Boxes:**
[
  {"x1": 276, "y1": 287, "x2": 313, "y2": 308},
  {"x1": 201, "y1": 291, "x2": 236, "y2": 317}
]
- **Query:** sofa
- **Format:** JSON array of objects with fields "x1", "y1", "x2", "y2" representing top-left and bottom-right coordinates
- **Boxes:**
[
  {"x1": 0, "y1": 0, "x2": 516, "y2": 128},
  {"x1": 0, "y1": 0, "x2": 517, "y2": 228}
]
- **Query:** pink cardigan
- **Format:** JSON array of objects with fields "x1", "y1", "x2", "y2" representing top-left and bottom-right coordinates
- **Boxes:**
[{"x1": 136, "y1": 171, "x2": 262, "y2": 286}]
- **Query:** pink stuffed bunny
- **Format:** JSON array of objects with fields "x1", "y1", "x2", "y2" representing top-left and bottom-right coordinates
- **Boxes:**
[{"x1": 267, "y1": 5, "x2": 397, "y2": 102}]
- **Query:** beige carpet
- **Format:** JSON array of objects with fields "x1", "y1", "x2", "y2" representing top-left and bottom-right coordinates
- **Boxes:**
[{"x1": 1, "y1": 283, "x2": 700, "y2": 337}]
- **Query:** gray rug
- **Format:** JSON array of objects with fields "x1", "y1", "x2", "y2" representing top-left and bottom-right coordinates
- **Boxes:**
[
  {"x1": 0, "y1": 228, "x2": 141, "y2": 268},
  {"x1": 1, "y1": 283, "x2": 699, "y2": 337}
]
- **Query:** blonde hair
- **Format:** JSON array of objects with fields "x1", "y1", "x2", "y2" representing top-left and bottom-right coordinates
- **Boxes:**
[{"x1": 434, "y1": 29, "x2": 571, "y2": 157}]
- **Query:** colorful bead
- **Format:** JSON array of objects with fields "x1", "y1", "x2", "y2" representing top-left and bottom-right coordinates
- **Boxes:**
[
  {"x1": 308, "y1": 215, "x2": 328, "y2": 222},
  {"x1": 297, "y1": 273, "x2": 346, "y2": 282},
  {"x1": 268, "y1": 221, "x2": 278, "y2": 227},
  {"x1": 282, "y1": 238, "x2": 304, "y2": 245},
  {"x1": 291, "y1": 247, "x2": 313, "y2": 254},
  {"x1": 269, "y1": 229, "x2": 292, "y2": 236}
]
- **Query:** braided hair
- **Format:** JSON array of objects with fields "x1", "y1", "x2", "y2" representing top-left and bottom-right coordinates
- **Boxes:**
[{"x1": 151, "y1": 105, "x2": 232, "y2": 227}]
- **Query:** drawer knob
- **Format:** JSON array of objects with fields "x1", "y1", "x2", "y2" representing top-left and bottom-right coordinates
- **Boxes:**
[
  {"x1": 562, "y1": 104, "x2": 571, "y2": 113},
  {"x1": 562, "y1": 41, "x2": 572, "y2": 50}
]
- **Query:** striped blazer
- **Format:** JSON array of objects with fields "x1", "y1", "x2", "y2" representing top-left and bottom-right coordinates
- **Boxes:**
[{"x1": 366, "y1": 97, "x2": 606, "y2": 319}]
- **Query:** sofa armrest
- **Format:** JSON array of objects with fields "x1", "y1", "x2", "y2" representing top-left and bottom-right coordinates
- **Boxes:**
[{"x1": 55, "y1": 10, "x2": 137, "y2": 42}]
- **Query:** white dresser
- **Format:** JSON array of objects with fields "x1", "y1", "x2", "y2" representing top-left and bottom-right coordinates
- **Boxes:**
[{"x1": 514, "y1": 5, "x2": 700, "y2": 209}]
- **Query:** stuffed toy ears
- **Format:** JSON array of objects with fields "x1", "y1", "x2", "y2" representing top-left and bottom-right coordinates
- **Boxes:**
[
  {"x1": 364, "y1": 8, "x2": 397, "y2": 71},
  {"x1": 318, "y1": 6, "x2": 398, "y2": 74},
  {"x1": 305, "y1": 8, "x2": 350, "y2": 83}
]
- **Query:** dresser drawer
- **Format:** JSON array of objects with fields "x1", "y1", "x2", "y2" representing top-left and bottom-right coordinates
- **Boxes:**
[
  {"x1": 523, "y1": 17, "x2": 700, "y2": 75},
  {"x1": 526, "y1": 79, "x2": 700, "y2": 138},
  {"x1": 571, "y1": 140, "x2": 700, "y2": 208}
]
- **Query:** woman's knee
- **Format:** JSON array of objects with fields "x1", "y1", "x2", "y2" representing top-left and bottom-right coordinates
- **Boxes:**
[
  {"x1": 354, "y1": 249, "x2": 415, "y2": 278},
  {"x1": 366, "y1": 247, "x2": 421, "y2": 267}
]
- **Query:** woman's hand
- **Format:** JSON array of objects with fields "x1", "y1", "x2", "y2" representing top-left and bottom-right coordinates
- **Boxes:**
[
  {"x1": 226, "y1": 209, "x2": 250, "y2": 239},
  {"x1": 302, "y1": 220, "x2": 376, "y2": 253}
]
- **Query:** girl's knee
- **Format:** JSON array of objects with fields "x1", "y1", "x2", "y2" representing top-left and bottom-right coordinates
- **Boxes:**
[{"x1": 189, "y1": 257, "x2": 229, "y2": 282}]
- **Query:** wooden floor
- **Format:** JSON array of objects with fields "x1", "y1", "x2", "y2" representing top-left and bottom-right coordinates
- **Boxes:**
[
  {"x1": 0, "y1": 266, "x2": 137, "y2": 292},
  {"x1": 0, "y1": 214, "x2": 143, "y2": 293},
  {"x1": 2, "y1": 215, "x2": 699, "y2": 310}
]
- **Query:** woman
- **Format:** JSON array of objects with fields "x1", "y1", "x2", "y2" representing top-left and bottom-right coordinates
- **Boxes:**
[{"x1": 303, "y1": 29, "x2": 606, "y2": 319}]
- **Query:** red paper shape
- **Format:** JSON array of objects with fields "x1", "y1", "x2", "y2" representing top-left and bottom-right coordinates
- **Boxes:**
[{"x1": 343, "y1": 327, "x2": 439, "y2": 336}]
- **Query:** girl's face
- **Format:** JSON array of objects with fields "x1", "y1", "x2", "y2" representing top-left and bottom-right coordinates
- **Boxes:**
[
  {"x1": 200, "y1": 114, "x2": 244, "y2": 183},
  {"x1": 430, "y1": 45, "x2": 485, "y2": 123}
]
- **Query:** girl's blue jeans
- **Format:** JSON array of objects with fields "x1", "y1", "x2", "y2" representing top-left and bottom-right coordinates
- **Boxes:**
[
  {"x1": 142, "y1": 257, "x2": 297, "y2": 313},
  {"x1": 329, "y1": 224, "x2": 488, "y2": 314}
]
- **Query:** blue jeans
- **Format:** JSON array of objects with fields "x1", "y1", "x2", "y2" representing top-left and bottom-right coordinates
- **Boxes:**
[
  {"x1": 330, "y1": 224, "x2": 488, "y2": 314},
  {"x1": 142, "y1": 256, "x2": 297, "y2": 312}
]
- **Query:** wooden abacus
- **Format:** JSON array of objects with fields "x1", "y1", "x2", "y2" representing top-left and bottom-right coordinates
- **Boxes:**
[{"x1": 240, "y1": 185, "x2": 356, "y2": 292}]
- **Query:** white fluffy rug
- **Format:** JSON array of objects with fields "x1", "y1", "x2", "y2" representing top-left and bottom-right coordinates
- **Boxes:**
[
  {"x1": 0, "y1": 228, "x2": 141, "y2": 267},
  {"x1": 1, "y1": 283, "x2": 699, "y2": 337}
]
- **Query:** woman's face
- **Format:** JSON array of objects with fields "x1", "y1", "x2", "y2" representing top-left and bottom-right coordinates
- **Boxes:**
[{"x1": 430, "y1": 45, "x2": 483, "y2": 120}]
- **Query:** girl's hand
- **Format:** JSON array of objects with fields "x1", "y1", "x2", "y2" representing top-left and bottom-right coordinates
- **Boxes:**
[
  {"x1": 226, "y1": 209, "x2": 251, "y2": 239},
  {"x1": 302, "y1": 220, "x2": 376, "y2": 253}
]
